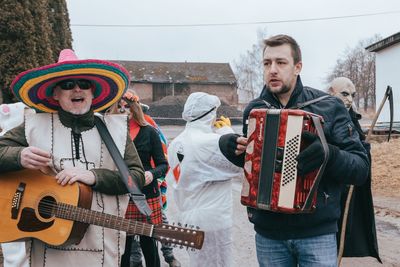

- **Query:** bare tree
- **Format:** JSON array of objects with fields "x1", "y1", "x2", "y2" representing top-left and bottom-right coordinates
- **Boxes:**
[
  {"x1": 233, "y1": 29, "x2": 267, "y2": 110},
  {"x1": 325, "y1": 36, "x2": 380, "y2": 112}
]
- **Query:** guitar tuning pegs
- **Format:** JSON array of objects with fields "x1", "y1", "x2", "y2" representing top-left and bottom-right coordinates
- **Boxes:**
[
  {"x1": 184, "y1": 223, "x2": 188, "y2": 227},
  {"x1": 189, "y1": 224, "x2": 194, "y2": 229},
  {"x1": 172, "y1": 222, "x2": 175, "y2": 226},
  {"x1": 177, "y1": 222, "x2": 182, "y2": 227},
  {"x1": 191, "y1": 248, "x2": 196, "y2": 251},
  {"x1": 196, "y1": 226, "x2": 200, "y2": 230}
]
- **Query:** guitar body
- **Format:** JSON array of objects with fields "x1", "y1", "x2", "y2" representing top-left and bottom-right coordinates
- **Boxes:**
[
  {"x1": 0, "y1": 170, "x2": 205, "y2": 250},
  {"x1": 0, "y1": 169, "x2": 92, "y2": 246}
]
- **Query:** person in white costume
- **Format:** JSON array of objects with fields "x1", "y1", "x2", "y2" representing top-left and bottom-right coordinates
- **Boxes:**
[
  {"x1": 0, "y1": 102, "x2": 33, "y2": 267},
  {"x1": 166, "y1": 92, "x2": 242, "y2": 267},
  {"x1": 0, "y1": 102, "x2": 28, "y2": 136}
]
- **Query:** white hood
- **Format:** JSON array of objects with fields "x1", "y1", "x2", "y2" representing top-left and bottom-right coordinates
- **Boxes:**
[{"x1": 167, "y1": 92, "x2": 242, "y2": 231}]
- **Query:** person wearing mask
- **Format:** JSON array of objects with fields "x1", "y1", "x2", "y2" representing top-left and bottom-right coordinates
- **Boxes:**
[
  {"x1": 166, "y1": 92, "x2": 242, "y2": 267},
  {"x1": 329, "y1": 77, "x2": 380, "y2": 262},
  {"x1": 0, "y1": 102, "x2": 33, "y2": 267}
]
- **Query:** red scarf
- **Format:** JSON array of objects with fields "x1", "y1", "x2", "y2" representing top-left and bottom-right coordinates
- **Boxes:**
[{"x1": 129, "y1": 118, "x2": 140, "y2": 141}]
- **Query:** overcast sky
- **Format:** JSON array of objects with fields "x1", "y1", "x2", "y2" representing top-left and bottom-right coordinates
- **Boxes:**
[{"x1": 66, "y1": 0, "x2": 400, "y2": 90}]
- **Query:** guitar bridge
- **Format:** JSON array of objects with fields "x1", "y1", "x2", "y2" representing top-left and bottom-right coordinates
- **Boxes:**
[{"x1": 11, "y1": 182, "x2": 26, "y2": 219}]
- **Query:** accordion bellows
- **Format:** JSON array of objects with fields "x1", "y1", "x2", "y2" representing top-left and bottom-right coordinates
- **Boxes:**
[{"x1": 241, "y1": 109, "x2": 328, "y2": 214}]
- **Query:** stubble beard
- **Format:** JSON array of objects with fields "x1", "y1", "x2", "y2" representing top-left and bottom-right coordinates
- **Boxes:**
[{"x1": 268, "y1": 84, "x2": 291, "y2": 95}]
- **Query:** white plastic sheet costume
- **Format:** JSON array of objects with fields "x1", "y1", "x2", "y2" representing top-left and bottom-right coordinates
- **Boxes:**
[
  {"x1": 0, "y1": 102, "x2": 27, "y2": 136},
  {"x1": 166, "y1": 92, "x2": 242, "y2": 267},
  {"x1": 0, "y1": 102, "x2": 32, "y2": 267}
]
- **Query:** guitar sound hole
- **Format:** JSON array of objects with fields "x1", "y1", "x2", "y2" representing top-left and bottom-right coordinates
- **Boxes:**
[{"x1": 38, "y1": 196, "x2": 56, "y2": 219}]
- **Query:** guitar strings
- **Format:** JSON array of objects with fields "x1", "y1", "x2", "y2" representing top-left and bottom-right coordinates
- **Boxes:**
[
  {"x1": 2, "y1": 196, "x2": 200, "y2": 248},
  {"x1": 5, "y1": 197, "x2": 198, "y2": 233},
  {"x1": 22, "y1": 199, "x2": 154, "y2": 232},
  {"x1": 36, "y1": 200, "x2": 200, "y2": 247}
]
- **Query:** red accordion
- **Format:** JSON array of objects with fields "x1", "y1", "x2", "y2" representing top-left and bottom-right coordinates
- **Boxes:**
[{"x1": 241, "y1": 109, "x2": 328, "y2": 214}]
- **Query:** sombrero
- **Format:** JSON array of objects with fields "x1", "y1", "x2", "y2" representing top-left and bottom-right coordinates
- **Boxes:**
[{"x1": 10, "y1": 49, "x2": 130, "y2": 113}]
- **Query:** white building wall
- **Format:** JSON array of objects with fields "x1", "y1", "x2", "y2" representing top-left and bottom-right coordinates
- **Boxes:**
[{"x1": 375, "y1": 42, "x2": 400, "y2": 122}]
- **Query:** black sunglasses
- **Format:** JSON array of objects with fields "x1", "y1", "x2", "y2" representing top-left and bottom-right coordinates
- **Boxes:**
[
  {"x1": 117, "y1": 103, "x2": 130, "y2": 110},
  {"x1": 55, "y1": 79, "x2": 93, "y2": 90}
]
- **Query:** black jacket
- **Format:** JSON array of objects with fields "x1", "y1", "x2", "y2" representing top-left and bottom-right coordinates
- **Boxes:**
[
  {"x1": 133, "y1": 125, "x2": 167, "y2": 199},
  {"x1": 242, "y1": 77, "x2": 370, "y2": 240},
  {"x1": 337, "y1": 108, "x2": 381, "y2": 262}
]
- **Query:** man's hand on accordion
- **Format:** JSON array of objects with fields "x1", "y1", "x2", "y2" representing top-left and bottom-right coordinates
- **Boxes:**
[
  {"x1": 219, "y1": 134, "x2": 248, "y2": 167},
  {"x1": 235, "y1": 136, "x2": 248, "y2": 155},
  {"x1": 296, "y1": 131, "x2": 339, "y2": 175}
]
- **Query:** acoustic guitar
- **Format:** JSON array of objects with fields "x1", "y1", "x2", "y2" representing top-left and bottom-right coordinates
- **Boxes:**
[{"x1": 0, "y1": 169, "x2": 204, "y2": 249}]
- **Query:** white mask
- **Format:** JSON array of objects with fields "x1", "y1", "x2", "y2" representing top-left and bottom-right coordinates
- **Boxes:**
[{"x1": 329, "y1": 77, "x2": 356, "y2": 110}]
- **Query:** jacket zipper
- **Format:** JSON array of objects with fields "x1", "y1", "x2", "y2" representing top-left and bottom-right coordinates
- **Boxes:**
[{"x1": 323, "y1": 192, "x2": 330, "y2": 205}]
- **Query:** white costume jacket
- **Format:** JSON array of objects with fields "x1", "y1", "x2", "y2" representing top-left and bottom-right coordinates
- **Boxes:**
[
  {"x1": 166, "y1": 93, "x2": 242, "y2": 267},
  {"x1": 23, "y1": 113, "x2": 129, "y2": 267}
]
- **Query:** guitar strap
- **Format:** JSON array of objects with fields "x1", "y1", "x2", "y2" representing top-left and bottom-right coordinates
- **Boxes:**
[{"x1": 94, "y1": 116, "x2": 152, "y2": 218}]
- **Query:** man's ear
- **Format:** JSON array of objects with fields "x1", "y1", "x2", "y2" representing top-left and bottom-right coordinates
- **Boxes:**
[{"x1": 294, "y1": 61, "x2": 302, "y2": 75}]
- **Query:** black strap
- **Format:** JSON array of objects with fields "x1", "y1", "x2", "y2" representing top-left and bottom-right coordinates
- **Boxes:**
[
  {"x1": 94, "y1": 115, "x2": 152, "y2": 217},
  {"x1": 261, "y1": 100, "x2": 273, "y2": 109},
  {"x1": 302, "y1": 116, "x2": 330, "y2": 211},
  {"x1": 294, "y1": 95, "x2": 330, "y2": 109},
  {"x1": 292, "y1": 95, "x2": 330, "y2": 210},
  {"x1": 259, "y1": 95, "x2": 329, "y2": 110},
  {"x1": 190, "y1": 106, "x2": 217, "y2": 122}
]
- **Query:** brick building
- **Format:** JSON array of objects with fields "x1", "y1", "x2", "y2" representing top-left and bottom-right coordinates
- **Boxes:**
[{"x1": 112, "y1": 60, "x2": 238, "y2": 106}]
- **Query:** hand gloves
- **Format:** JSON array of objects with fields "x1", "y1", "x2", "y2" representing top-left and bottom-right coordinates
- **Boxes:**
[
  {"x1": 296, "y1": 131, "x2": 339, "y2": 175},
  {"x1": 214, "y1": 116, "x2": 231, "y2": 128},
  {"x1": 219, "y1": 133, "x2": 245, "y2": 167}
]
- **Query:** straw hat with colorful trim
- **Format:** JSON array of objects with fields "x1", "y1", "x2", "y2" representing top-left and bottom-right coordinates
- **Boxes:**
[{"x1": 10, "y1": 49, "x2": 130, "y2": 113}]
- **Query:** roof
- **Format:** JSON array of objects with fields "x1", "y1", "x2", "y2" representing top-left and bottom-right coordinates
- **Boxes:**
[
  {"x1": 366, "y1": 32, "x2": 400, "y2": 52},
  {"x1": 111, "y1": 60, "x2": 237, "y2": 85}
]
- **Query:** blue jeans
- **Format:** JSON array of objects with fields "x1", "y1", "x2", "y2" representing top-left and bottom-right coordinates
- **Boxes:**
[{"x1": 255, "y1": 233, "x2": 337, "y2": 267}]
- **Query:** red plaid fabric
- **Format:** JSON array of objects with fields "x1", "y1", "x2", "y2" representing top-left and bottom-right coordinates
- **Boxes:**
[{"x1": 125, "y1": 197, "x2": 162, "y2": 224}]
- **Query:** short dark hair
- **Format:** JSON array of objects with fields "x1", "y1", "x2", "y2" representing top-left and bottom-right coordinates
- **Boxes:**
[{"x1": 263, "y1": 34, "x2": 302, "y2": 64}]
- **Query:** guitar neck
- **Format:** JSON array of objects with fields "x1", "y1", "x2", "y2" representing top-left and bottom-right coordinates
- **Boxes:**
[{"x1": 55, "y1": 202, "x2": 153, "y2": 237}]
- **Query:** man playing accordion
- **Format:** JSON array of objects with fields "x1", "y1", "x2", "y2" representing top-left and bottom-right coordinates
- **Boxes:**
[{"x1": 219, "y1": 35, "x2": 369, "y2": 267}]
